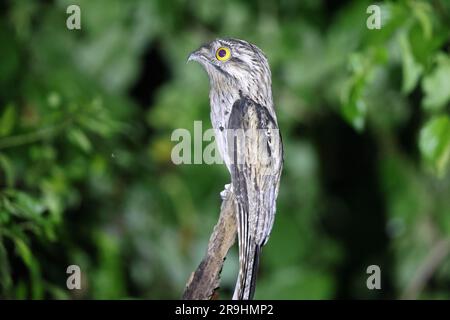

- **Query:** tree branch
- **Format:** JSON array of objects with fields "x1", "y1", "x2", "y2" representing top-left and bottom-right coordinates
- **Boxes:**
[
  {"x1": 182, "y1": 192, "x2": 237, "y2": 300},
  {"x1": 402, "y1": 238, "x2": 450, "y2": 300}
]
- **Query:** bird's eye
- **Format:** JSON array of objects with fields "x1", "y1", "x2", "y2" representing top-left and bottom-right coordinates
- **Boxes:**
[{"x1": 216, "y1": 47, "x2": 231, "y2": 61}]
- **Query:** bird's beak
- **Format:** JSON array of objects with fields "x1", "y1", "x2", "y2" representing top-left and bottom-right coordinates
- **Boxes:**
[
  {"x1": 187, "y1": 46, "x2": 209, "y2": 64},
  {"x1": 187, "y1": 51, "x2": 199, "y2": 63}
]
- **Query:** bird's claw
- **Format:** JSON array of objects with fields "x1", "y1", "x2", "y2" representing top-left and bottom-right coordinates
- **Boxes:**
[{"x1": 220, "y1": 183, "x2": 231, "y2": 200}]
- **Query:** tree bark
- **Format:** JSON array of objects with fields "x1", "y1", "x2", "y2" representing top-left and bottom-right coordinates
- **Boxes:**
[{"x1": 182, "y1": 193, "x2": 237, "y2": 300}]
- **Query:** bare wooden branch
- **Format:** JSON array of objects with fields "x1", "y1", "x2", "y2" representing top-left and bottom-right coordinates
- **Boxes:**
[
  {"x1": 182, "y1": 193, "x2": 237, "y2": 300},
  {"x1": 402, "y1": 238, "x2": 450, "y2": 300}
]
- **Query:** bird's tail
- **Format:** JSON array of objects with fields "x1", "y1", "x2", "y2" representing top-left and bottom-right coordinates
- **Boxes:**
[
  {"x1": 232, "y1": 197, "x2": 267, "y2": 300},
  {"x1": 231, "y1": 177, "x2": 277, "y2": 300},
  {"x1": 232, "y1": 240, "x2": 261, "y2": 300}
]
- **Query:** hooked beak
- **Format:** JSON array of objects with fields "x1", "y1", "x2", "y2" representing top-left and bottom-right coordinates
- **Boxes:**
[
  {"x1": 187, "y1": 45, "x2": 209, "y2": 64},
  {"x1": 187, "y1": 51, "x2": 200, "y2": 63}
]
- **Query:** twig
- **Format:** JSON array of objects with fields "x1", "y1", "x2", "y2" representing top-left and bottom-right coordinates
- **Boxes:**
[
  {"x1": 0, "y1": 119, "x2": 72, "y2": 150},
  {"x1": 182, "y1": 192, "x2": 237, "y2": 300},
  {"x1": 402, "y1": 238, "x2": 450, "y2": 300}
]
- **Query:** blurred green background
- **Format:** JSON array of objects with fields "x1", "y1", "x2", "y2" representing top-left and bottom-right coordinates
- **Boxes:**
[{"x1": 0, "y1": 0, "x2": 449, "y2": 299}]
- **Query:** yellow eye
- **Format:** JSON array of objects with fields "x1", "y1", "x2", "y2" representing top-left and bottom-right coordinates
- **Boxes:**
[{"x1": 216, "y1": 47, "x2": 231, "y2": 61}]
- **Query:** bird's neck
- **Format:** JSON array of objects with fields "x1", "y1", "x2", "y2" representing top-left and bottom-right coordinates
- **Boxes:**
[
  {"x1": 208, "y1": 76, "x2": 275, "y2": 128},
  {"x1": 209, "y1": 85, "x2": 238, "y2": 128}
]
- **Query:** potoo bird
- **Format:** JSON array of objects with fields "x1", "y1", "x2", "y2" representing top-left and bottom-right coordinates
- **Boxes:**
[{"x1": 188, "y1": 38, "x2": 283, "y2": 300}]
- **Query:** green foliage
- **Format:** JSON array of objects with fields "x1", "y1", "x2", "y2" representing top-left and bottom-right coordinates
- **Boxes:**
[
  {"x1": 422, "y1": 54, "x2": 450, "y2": 111},
  {"x1": 419, "y1": 116, "x2": 450, "y2": 177},
  {"x1": 0, "y1": 0, "x2": 449, "y2": 299}
]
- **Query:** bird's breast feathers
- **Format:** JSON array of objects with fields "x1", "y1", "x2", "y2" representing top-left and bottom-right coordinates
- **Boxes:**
[{"x1": 210, "y1": 95, "x2": 282, "y2": 175}]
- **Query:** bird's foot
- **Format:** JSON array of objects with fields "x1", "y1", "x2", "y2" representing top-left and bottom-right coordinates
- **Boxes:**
[{"x1": 220, "y1": 183, "x2": 232, "y2": 200}]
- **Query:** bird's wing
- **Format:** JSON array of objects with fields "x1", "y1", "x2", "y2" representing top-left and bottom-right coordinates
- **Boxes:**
[{"x1": 227, "y1": 96, "x2": 283, "y2": 299}]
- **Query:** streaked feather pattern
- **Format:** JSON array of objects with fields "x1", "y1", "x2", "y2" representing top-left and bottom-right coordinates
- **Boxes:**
[
  {"x1": 228, "y1": 97, "x2": 283, "y2": 299},
  {"x1": 189, "y1": 38, "x2": 283, "y2": 299}
]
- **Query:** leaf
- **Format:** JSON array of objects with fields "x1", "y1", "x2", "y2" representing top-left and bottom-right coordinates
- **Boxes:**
[
  {"x1": 14, "y1": 237, "x2": 33, "y2": 267},
  {"x1": 1, "y1": 196, "x2": 17, "y2": 215},
  {"x1": 419, "y1": 116, "x2": 450, "y2": 177},
  {"x1": 4, "y1": 190, "x2": 45, "y2": 220},
  {"x1": 422, "y1": 54, "x2": 450, "y2": 111},
  {"x1": 5, "y1": 226, "x2": 44, "y2": 299},
  {"x1": 341, "y1": 68, "x2": 367, "y2": 132},
  {"x1": 399, "y1": 33, "x2": 423, "y2": 94},
  {"x1": 342, "y1": 97, "x2": 367, "y2": 132},
  {"x1": 340, "y1": 51, "x2": 383, "y2": 132},
  {"x1": 0, "y1": 153, "x2": 15, "y2": 187},
  {"x1": 411, "y1": 0, "x2": 433, "y2": 39},
  {"x1": 0, "y1": 104, "x2": 16, "y2": 137},
  {"x1": 14, "y1": 237, "x2": 44, "y2": 299},
  {"x1": 68, "y1": 128, "x2": 92, "y2": 153}
]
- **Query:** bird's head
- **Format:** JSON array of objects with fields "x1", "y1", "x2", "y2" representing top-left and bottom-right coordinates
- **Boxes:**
[{"x1": 188, "y1": 38, "x2": 272, "y2": 106}]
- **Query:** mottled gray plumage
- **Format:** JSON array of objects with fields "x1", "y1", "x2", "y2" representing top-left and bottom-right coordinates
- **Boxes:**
[{"x1": 188, "y1": 38, "x2": 283, "y2": 300}]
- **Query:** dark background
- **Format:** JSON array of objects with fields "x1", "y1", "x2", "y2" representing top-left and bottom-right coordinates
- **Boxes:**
[{"x1": 0, "y1": 0, "x2": 449, "y2": 299}]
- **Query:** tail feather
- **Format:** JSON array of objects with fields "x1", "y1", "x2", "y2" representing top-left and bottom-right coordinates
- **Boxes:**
[
  {"x1": 232, "y1": 199, "x2": 262, "y2": 300},
  {"x1": 248, "y1": 244, "x2": 261, "y2": 299},
  {"x1": 232, "y1": 242, "x2": 261, "y2": 300},
  {"x1": 231, "y1": 186, "x2": 273, "y2": 300}
]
